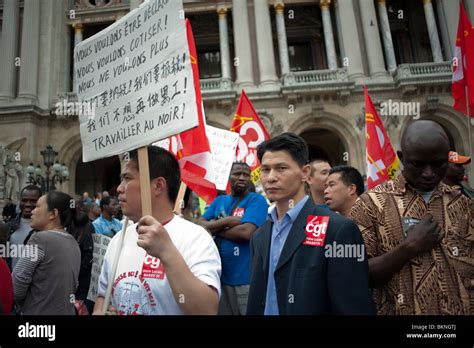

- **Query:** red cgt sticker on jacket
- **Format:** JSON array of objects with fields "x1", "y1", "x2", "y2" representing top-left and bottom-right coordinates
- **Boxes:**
[
  {"x1": 303, "y1": 215, "x2": 330, "y2": 247},
  {"x1": 233, "y1": 208, "x2": 245, "y2": 217},
  {"x1": 141, "y1": 254, "x2": 165, "y2": 279}
]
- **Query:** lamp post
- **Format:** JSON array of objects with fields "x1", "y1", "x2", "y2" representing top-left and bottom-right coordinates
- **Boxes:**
[{"x1": 26, "y1": 145, "x2": 69, "y2": 192}]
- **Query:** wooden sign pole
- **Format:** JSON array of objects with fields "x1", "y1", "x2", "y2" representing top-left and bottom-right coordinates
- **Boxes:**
[
  {"x1": 174, "y1": 182, "x2": 188, "y2": 214},
  {"x1": 138, "y1": 146, "x2": 153, "y2": 216}
]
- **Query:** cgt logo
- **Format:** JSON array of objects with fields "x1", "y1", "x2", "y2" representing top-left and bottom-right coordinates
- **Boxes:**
[
  {"x1": 141, "y1": 254, "x2": 165, "y2": 279},
  {"x1": 233, "y1": 208, "x2": 245, "y2": 217},
  {"x1": 303, "y1": 216, "x2": 330, "y2": 247},
  {"x1": 144, "y1": 255, "x2": 160, "y2": 269},
  {"x1": 305, "y1": 217, "x2": 328, "y2": 237}
]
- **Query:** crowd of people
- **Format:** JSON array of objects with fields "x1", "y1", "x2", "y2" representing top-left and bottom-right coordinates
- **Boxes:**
[
  {"x1": 0, "y1": 119, "x2": 472, "y2": 316},
  {"x1": 0, "y1": 186, "x2": 126, "y2": 315}
]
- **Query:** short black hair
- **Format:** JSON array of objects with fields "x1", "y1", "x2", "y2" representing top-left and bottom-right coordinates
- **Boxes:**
[
  {"x1": 309, "y1": 158, "x2": 331, "y2": 176},
  {"x1": 20, "y1": 184, "x2": 42, "y2": 198},
  {"x1": 329, "y1": 165, "x2": 365, "y2": 196},
  {"x1": 99, "y1": 196, "x2": 111, "y2": 211},
  {"x1": 257, "y1": 132, "x2": 309, "y2": 166},
  {"x1": 129, "y1": 146, "x2": 181, "y2": 204},
  {"x1": 231, "y1": 162, "x2": 250, "y2": 172}
]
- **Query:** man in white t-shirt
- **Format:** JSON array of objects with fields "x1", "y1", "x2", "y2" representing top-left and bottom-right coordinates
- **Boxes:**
[{"x1": 93, "y1": 146, "x2": 221, "y2": 315}]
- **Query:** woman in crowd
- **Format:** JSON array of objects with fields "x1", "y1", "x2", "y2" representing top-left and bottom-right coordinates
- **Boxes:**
[{"x1": 12, "y1": 191, "x2": 82, "y2": 315}]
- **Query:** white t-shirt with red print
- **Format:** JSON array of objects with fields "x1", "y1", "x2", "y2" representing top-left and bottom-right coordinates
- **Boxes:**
[{"x1": 97, "y1": 215, "x2": 221, "y2": 315}]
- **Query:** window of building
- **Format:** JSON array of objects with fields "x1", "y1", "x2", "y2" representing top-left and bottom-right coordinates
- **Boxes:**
[
  {"x1": 386, "y1": 0, "x2": 443, "y2": 64},
  {"x1": 197, "y1": 48, "x2": 221, "y2": 79},
  {"x1": 187, "y1": 12, "x2": 235, "y2": 80},
  {"x1": 272, "y1": 4, "x2": 339, "y2": 74},
  {"x1": 288, "y1": 43, "x2": 315, "y2": 71}
]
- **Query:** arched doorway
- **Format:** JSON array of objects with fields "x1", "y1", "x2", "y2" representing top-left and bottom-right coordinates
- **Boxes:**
[
  {"x1": 300, "y1": 128, "x2": 347, "y2": 166},
  {"x1": 75, "y1": 155, "x2": 121, "y2": 197}
]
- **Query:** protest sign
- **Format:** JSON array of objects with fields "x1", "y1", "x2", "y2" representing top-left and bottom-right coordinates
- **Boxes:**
[
  {"x1": 206, "y1": 125, "x2": 239, "y2": 191},
  {"x1": 74, "y1": 0, "x2": 198, "y2": 162},
  {"x1": 87, "y1": 233, "x2": 112, "y2": 302}
]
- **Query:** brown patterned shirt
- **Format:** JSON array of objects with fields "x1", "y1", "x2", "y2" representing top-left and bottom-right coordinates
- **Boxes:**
[{"x1": 350, "y1": 175, "x2": 473, "y2": 315}]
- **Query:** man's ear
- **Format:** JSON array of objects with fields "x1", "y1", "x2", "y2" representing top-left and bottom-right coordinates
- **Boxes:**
[
  {"x1": 348, "y1": 183, "x2": 357, "y2": 197},
  {"x1": 301, "y1": 164, "x2": 311, "y2": 182},
  {"x1": 151, "y1": 177, "x2": 167, "y2": 197}
]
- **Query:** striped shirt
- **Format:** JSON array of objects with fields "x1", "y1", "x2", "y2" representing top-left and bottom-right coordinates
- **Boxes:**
[{"x1": 12, "y1": 230, "x2": 80, "y2": 315}]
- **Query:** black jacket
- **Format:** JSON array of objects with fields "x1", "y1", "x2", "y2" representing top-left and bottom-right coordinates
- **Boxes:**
[
  {"x1": 74, "y1": 222, "x2": 95, "y2": 301},
  {"x1": 247, "y1": 199, "x2": 376, "y2": 315},
  {"x1": 2, "y1": 203, "x2": 16, "y2": 222}
]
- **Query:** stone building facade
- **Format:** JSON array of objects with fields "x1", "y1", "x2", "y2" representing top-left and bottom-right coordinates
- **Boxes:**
[{"x1": 0, "y1": 0, "x2": 473, "y2": 201}]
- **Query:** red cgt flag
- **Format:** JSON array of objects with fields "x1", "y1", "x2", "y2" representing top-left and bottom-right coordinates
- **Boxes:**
[
  {"x1": 364, "y1": 86, "x2": 399, "y2": 189},
  {"x1": 230, "y1": 90, "x2": 270, "y2": 183},
  {"x1": 452, "y1": 1, "x2": 474, "y2": 117},
  {"x1": 156, "y1": 19, "x2": 217, "y2": 204}
]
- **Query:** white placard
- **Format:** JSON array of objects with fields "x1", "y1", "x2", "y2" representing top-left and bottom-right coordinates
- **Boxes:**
[
  {"x1": 206, "y1": 126, "x2": 239, "y2": 191},
  {"x1": 74, "y1": 0, "x2": 198, "y2": 162},
  {"x1": 87, "y1": 233, "x2": 112, "y2": 302}
]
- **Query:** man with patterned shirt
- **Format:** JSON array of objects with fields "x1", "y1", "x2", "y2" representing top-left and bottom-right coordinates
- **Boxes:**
[{"x1": 350, "y1": 120, "x2": 473, "y2": 315}]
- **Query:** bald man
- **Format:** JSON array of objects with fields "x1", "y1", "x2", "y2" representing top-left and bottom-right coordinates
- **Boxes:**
[{"x1": 350, "y1": 120, "x2": 473, "y2": 315}]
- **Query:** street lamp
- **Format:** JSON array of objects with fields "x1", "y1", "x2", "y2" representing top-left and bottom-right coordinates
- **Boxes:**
[{"x1": 27, "y1": 145, "x2": 69, "y2": 192}]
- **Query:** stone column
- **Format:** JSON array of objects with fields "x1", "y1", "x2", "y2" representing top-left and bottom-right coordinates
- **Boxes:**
[
  {"x1": 217, "y1": 7, "x2": 231, "y2": 80},
  {"x1": 437, "y1": 0, "x2": 458, "y2": 60},
  {"x1": 359, "y1": 0, "x2": 387, "y2": 78},
  {"x1": 320, "y1": 0, "x2": 337, "y2": 70},
  {"x1": 436, "y1": 0, "x2": 452, "y2": 60},
  {"x1": 18, "y1": 0, "x2": 40, "y2": 99},
  {"x1": 422, "y1": 0, "x2": 444, "y2": 62},
  {"x1": 74, "y1": 23, "x2": 84, "y2": 47},
  {"x1": 334, "y1": 0, "x2": 364, "y2": 80},
  {"x1": 0, "y1": 0, "x2": 20, "y2": 99},
  {"x1": 232, "y1": 0, "x2": 254, "y2": 87},
  {"x1": 253, "y1": 0, "x2": 279, "y2": 87},
  {"x1": 376, "y1": 0, "x2": 397, "y2": 71},
  {"x1": 274, "y1": 2, "x2": 290, "y2": 76}
]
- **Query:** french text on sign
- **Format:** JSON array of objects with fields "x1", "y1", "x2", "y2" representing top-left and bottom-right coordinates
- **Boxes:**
[{"x1": 75, "y1": 0, "x2": 198, "y2": 162}]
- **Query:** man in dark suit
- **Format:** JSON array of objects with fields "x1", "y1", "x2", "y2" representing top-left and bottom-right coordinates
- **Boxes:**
[{"x1": 247, "y1": 133, "x2": 375, "y2": 315}]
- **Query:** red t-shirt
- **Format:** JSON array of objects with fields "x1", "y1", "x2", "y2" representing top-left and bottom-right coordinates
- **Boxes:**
[{"x1": 0, "y1": 257, "x2": 13, "y2": 315}]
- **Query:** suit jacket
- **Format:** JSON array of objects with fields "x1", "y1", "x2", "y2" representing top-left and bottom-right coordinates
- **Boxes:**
[{"x1": 247, "y1": 199, "x2": 376, "y2": 315}]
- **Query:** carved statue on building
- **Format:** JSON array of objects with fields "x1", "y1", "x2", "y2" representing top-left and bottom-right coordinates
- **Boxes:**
[{"x1": 0, "y1": 146, "x2": 24, "y2": 204}]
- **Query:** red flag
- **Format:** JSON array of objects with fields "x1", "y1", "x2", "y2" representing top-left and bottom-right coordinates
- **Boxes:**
[
  {"x1": 156, "y1": 20, "x2": 217, "y2": 204},
  {"x1": 364, "y1": 86, "x2": 399, "y2": 189},
  {"x1": 230, "y1": 90, "x2": 270, "y2": 183},
  {"x1": 452, "y1": 1, "x2": 474, "y2": 117}
]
